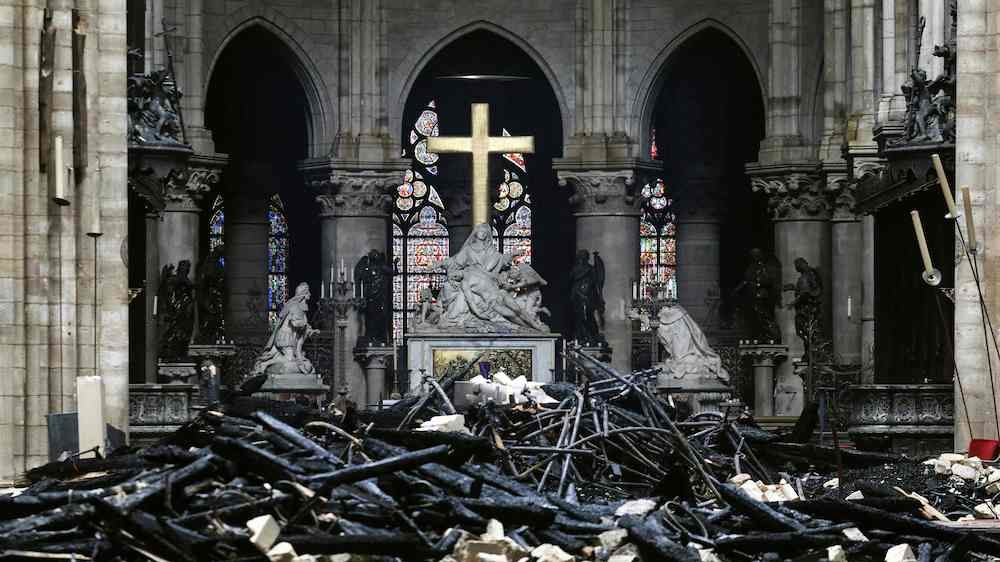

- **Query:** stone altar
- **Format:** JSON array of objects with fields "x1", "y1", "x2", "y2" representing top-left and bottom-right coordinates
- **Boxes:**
[{"x1": 406, "y1": 223, "x2": 558, "y2": 387}]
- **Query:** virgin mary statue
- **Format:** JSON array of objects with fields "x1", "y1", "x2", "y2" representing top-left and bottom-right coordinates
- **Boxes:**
[{"x1": 656, "y1": 303, "x2": 728, "y2": 382}]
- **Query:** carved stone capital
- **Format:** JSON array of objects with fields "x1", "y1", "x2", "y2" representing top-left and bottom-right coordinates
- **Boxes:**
[
  {"x1": 749, "y1": 168, "x2": 829, "y2": 220},
  {"x1": 828, "y1": 176, "x2": 858, "y2": 221},
  {"x1": 162, "y1": 168, "x2": 212, "y2": 212},
  {"x1": 310, "y1": 170, "x2": 397, "y2": 218},
  {"x1": 558, "y1": 170, "x2": 638, "y2": 215}
]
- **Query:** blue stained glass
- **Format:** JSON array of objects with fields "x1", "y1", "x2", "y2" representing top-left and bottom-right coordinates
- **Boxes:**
[{"x1": 268, "y1": 237, "x2": 287, "y2": 272}]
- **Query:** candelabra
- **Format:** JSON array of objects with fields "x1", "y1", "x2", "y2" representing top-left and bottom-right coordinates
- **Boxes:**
[{"x1": 318, "y1": 272, "x2": 363, "y2": 398}]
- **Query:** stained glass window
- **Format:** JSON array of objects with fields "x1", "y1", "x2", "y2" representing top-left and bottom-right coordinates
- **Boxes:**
[
  {"x1": 393, "y1": 101, "x2": 449, "y2": 341},
  {"x1": 491, "y1": 130, "x2": 532, "y2": 265},
  {"x1": 209, "y1": 195, "x2": 225, "y2": 266},
  {"x1": 639, "y1": 178, "x2": 677, "y2": 300},
  {"x1": 267, "y1": 194, "x2": 289, "y2": 326}
]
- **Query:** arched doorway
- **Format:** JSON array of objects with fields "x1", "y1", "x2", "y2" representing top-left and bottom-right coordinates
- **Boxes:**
[
  {"x1": 648, "y1": 28, "x2": 767, "y2": 334},
  {"x1": 395, "y1": 30, "x2": 567, "y2": 336},
  {"x1": 205, "y1": 26, "x2": 319, "y2": 336}
]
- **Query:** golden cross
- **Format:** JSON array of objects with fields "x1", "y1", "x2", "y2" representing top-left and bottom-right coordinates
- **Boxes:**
[{"x1": 426, "y1": 103, "x2": 534, "y2": 225}]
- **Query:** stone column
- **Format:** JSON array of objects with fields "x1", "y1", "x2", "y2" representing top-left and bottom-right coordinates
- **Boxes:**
[
  {"x1": 740, "y1": 343, "x2": 789, "y2": 416},
  {"x1": 830, "y1": 181, "x2": 863, "y2": 365},
  {"x1": 750, "y1": 167, "x2": 831, "y2": 415},
  {"x1": 675, "y1": 175, "x2": 724, "y2": 326},
  {"x1": 356, "y1": 348, "x2": 394, "y2": 405},
  {"x1": 157, "y1": 167, "x2": 216, "y2": 275},
  {"x1": 310, "y1": 167, "x2": 398, "y2": 405},
  {"x1": 557, "y1": 170, "x2": 640, "y2": 373}
]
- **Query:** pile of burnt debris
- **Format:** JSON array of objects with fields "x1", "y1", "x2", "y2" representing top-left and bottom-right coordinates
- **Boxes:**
[{"x1": 2, "y1": 352, "x2": 999, "y2": 561}]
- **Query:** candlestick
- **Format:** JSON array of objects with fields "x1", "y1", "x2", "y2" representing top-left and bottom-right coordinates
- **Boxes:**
[
  {"x1": 631, "y1": 280, "x2": 638, "y2": 301},
  {"x1": 931, "y1": 154, "x2": 960, "y2": 219},
  {"x1": 52, "y1": 135, "x2": 69, "y2": 206},
  {"x1": 321, "y1": 281, "x2": 325, "y2": 299},
  {"x1": 152, "y1": 295, "x2": 158, "y2": 316},
  {"x1": 911, "y1": 210, "x2": 941, "y2": 286},
  {"x1": 847, "y1": 296, "x2": 852, "y2": 320},
  {"x1": 330, "y1": 265, "x2": 335, "y2": 283},
  {"x1": 962, "y1": 186, "x2": 980, "y2": 253},
  {"x1": 340, "y1": 257, "x2": 345, "y2": 277}
]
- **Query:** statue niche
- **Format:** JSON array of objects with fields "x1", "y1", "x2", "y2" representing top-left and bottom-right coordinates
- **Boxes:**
[
  {"x1": 251, "y1": 282, "x2": 318, "y2": 375},
  {"x1": 354, "y1": 250, "x2": 396, "y2": 346},
  {"x1": 414, "y1": 224, "x2": 550, "y2": 334},
  {"x1": 157, "y1": 260, "x2": 195, "y2": 361},
  {"x1": 569, "y1": 250, "x2": 606, "y2": 345}
]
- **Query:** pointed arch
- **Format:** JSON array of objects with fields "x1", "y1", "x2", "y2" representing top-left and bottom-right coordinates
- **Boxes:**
[
  {"x1": 632, "y1": 19, "x2": 767, "y2": 157},
  {"x1": 393, "y1": 21, "x2": 571, "y2": 148},
  {"x1": 207, "y1": 11, "x2": 333, "y2": 157}
]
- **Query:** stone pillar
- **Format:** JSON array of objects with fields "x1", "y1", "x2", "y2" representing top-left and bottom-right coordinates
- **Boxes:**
[
  {"x1": 356, "y1": 348, "x2": 394, "y2": 406},
  {"x1": 675, "y1": 175, "x2": 724, "y2": 326},
  {"x1": 157, "y1": 170, "x2": 210, "y2": 276},
  {"x1": 557, "y1": 170, "x2": 640, "y2": 373},
  {"x1": 830, "y1": 181, "x2": 863, "y2": 365},
  {"x1": 310, "y1": 167, "x2": 398, "y2": 405},
  {"x1": 749, "y1": 167, "x2": 831, "y2": 415},
  {"x1": 740, "y1": 343, "x2": 789, "y2": 416},
  {"x1": 861, "y1": 213, "x2": 876, "y2": 379}
]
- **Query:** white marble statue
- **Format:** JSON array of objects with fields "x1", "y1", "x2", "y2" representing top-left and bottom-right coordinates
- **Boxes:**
[
  {"x1": 655, "y1": 303, "x2": 730, "y2": 415},
  {"x1": 252, "y1": 282, "x2": 318, "y2": 375},
  {"x1": 415, "y1": 223, "x2": 550, "y2": 334},
  {"x1": 656, "y1": 303, "x2": 729, "y2": 382}
]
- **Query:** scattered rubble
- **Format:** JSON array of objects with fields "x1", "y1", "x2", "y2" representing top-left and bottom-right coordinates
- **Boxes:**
[{"x1": 2, "y1": 350, "x2": 1000, "y2": 561}]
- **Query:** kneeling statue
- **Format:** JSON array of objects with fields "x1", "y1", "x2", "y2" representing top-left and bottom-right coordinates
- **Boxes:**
[
  {"x1": 252, "y1": 282, "x2": 318, "y2": 375},
  {"x1": 655, "y1": 303, "x2": 730, "y2": 415}
]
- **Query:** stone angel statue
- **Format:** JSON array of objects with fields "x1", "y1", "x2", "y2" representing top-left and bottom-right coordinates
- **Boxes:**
[{"x1": 251, "y1": 282, "x2": 318, "y2": 375}]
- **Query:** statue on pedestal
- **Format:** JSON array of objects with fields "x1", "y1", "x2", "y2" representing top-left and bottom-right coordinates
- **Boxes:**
[
  {"x1": 415, "y1": 224, "x2": 550, "y2": 333},
  {"x1": 569, "y1": 250, "x2": 606, "y2": 344},
  {"x1": 157, "y1": 260, "x2": 195, "y2": 361},
  {"x1": 656, "y1": 303, "x2": 728, "y2": 383},
  {"x1": 732, "y1": 248, "x2": 781, "y2": 343},
  {"x1": 354, "y1": 249, "x2": 395, "y2": 346},
  {"x1": 252, "y1": 282, "x2": 318, "y2": 375},
  {"x1": 784, "y1": 257, "x2": 823, "y2": 355}
]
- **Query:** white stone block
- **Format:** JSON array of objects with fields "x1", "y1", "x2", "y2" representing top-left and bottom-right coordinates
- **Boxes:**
[
  {"x1": 530, "y1": 544, "x2": 574, "y2": 562},
  {"x1": 729, "y1": 473, "x2": 752, "y2": 486},
  {"x1": 247, "y1": 515, "x2": 281, "y2": 553},
  {"x1": 939, "y1": 453, "x2": 965, "y2": 463},
  {"x1": 952, "y1": 463, "x2": 979, "y2": 480},
  {"x1": 615, "y1": 498, "x2": 657, "y2": 517},
  {"x1": 417, "y1": 414, "x2": 469, "y2": 434},
  {"x1": 77, "y1": 376, "x2": 106, "y2": 455},
  {"x1": 974, "y1": 502, "x2": 998, "y2": 519},
  {"x1": 267, "y1": 542, "x2": 297, "y2": 562},
  {"x1": 823, "y1": 478, "x2": 839, "y2": 489},
  {"x1": 826, "y1": 545, "x2": 848, "y2": 562},
  {"x1": 885, "y1": 544, "x2": 916, "y2": 562},
  {"x1": 483, "y1": 519, "x2": 504, "y2": 540},
  {"x1": 845, "y1": 491, "x2": 865, "y2": 501},
  {"x1": 739, "y1": 480, "x2": 765, "y2": 502},
  {"x1": 842, "y1": 527, "x2": 869, "y2": 542}
]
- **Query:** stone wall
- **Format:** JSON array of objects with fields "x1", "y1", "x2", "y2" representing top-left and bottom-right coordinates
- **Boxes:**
[
  {"x1": 0, "y1": 0, "x2": 128, "y2": 478},
  {"x1": 954, "y1": 0, "x2": 1000, "y2": 446}
]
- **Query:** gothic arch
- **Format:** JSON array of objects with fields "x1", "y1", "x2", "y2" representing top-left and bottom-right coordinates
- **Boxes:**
[
  {"x1": 632, "y1": 19, "x2": 767, "y2": 158},
  {"x1": 207, "y1": 8, "x2": 333, "y2": 157},
  {"x1": 393, "y1": 21, "x2": 571, "y2": 148}
]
